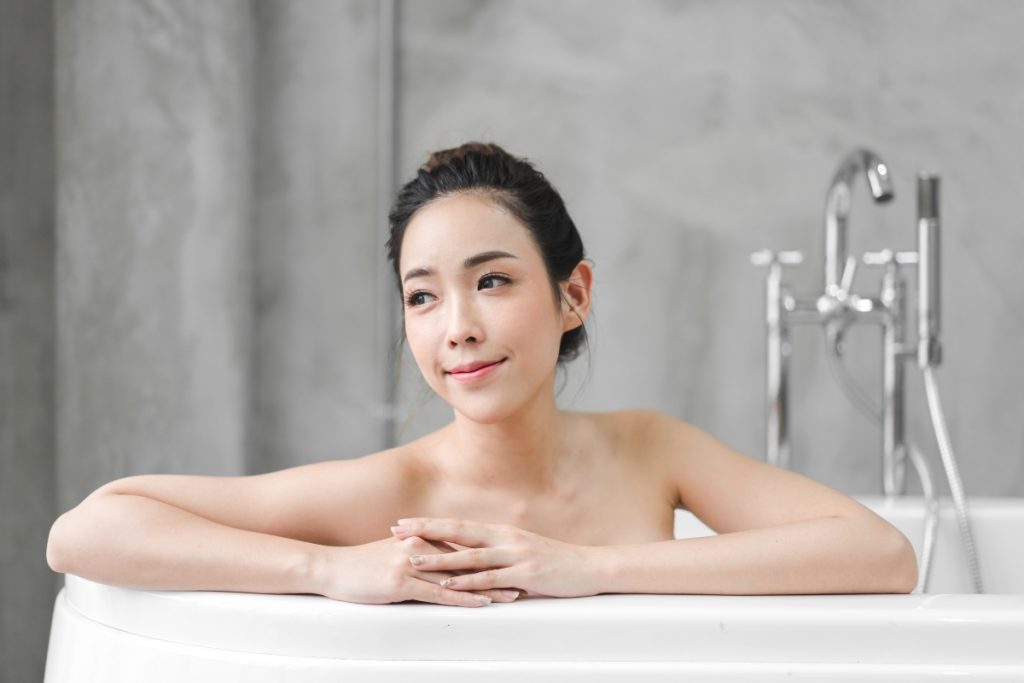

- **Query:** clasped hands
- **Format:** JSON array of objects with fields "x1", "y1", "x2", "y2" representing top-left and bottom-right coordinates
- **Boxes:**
[{"x1": 390, "y1": 517, "x2": 601, "y2": 605}]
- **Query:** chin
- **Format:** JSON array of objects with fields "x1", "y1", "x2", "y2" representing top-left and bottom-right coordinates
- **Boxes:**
[
  {"x1": 453, "y1": 403, "x2": 516, "y2": 425},
  {"x1": 447, "y1": 394, "x2": 524, "y2": 425}
]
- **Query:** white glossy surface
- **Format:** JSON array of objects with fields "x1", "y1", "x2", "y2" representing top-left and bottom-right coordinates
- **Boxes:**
[{"x1": 44, "y1": 496, "x2": 1024, "y2": 681}]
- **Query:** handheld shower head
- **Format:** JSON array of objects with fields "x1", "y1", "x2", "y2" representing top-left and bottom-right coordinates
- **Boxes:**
[{"x1": 917, "y1": 174, "x2": 942, "y2": 368}]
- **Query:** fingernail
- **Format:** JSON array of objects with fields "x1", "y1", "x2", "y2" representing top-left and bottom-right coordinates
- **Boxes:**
[
  {"x1": 397, "y1": 518, "x2": 412, "y2": 525},
  {"x1": 474, "y1": 595, "x2": 491, "y2": 605},
  {"x1": 498, "y1": 590, "x2": 520, "y2": 599},
  {"x1": 409, "y1": 555, "x2": 424, "y2": 566},
  {"x1": 441, "y1": 577, "x2": 456, "y2": 588},
  {"x1": 391, "y1": 525, "x2": 409, "y2": 535}
]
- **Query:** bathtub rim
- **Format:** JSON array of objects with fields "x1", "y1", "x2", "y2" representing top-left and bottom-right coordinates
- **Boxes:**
[{"x1": 56, "y1": 572, "x2": 1024, "y2": 665}]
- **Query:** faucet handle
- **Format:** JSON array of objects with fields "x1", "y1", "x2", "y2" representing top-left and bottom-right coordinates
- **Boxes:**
[
  {"x1": 750, "y1": 249, "x2": 804, "y2": 267},
  {"x1": 862, "y1": 249, "x2": 919, "y2": 268},
  {"x1": 839, "y1": 255, "x2": 858, "y2": 293}
]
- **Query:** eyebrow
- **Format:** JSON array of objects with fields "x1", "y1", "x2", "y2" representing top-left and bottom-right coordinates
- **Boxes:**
[{"x1": 402, "y1": 250, "x2": 518, "y2": 284}]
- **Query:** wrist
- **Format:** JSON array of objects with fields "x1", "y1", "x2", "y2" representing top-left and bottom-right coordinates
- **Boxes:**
[
  {"x1": 578, "y1": 544, "x2": 622, "y2": 596},
  {"x1": 295, "y1": 544, "x2": 331, "y2": 595},
  {"x1": 585, "y1": 544, "x2": 626, "y2": 595}
]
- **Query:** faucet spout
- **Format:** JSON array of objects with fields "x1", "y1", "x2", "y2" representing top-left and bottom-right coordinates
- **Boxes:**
[{"x1": 824, "y1": 148, "x2": 895, "y2": 296}]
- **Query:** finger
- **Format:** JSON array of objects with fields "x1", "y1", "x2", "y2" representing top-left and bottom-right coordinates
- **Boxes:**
[
  {"x1": 405, "y1": 577, "x2": 494, "y2": 608},
  {"x1": 400, "y1": 536, "x2": 468, "y2": 561},
  {"x1": 408, "y1": 566, "x2": 517, "y2": 602},
  {"x1": 438, "y1": 568, "x2": 512, "y2": 593},
  {"x1": 478, "y1": 588, "x2": 521, "y2": 602},
  {"x1": 408, "y1": 546, "x2": 509, "y2": 573},
  {"x1": 392, "y1": 517, "x2": 503, "y2": 547},
  {"x1": 413, "y1": 539, "x2": 485, "y2": 570}
]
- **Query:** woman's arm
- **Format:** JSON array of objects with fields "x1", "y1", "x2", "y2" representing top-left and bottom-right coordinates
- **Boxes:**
[
  {"x1": 47, "y1": 491, "x2": 325, "y2": 593},
  {"x1": 46, "y1": 463, "x2": 518, "y2": 607},
  {"x1": 617, "y1": 410, "x2": 918, "y2": 594},
  {"x1": 386, "y1": 511, "x2": 916, "y2": 597},
  {"x1": 46, "y1": 457, "x2": 402, "y2": 591},
  {"x1": 589, "y1": 513, "x2": 917, "y2": 595}
]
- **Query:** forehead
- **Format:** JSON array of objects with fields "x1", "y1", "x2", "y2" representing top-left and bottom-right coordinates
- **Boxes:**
[{"x1": 400, "y1": 193, "x2": 539, "y2": 270}]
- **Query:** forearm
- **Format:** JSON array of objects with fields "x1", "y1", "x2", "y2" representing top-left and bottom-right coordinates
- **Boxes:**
[
  {"x1": 591, "y1": 516, "x2": 918, "y2": 595},
  {"x1": 47, "y1": 493, "x2": 328, "y2": 595}
]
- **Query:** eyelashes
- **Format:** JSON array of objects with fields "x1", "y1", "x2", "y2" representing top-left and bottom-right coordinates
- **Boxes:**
[
  {"x1": 404, "y1": 273, "x2": 512, "y2": 308},
  {"x1": 478, "y1": 272, "x2": 511, "y2": 290},
  {"x1": 404, "y1": 290, "x2": 432, "y2": 308}
]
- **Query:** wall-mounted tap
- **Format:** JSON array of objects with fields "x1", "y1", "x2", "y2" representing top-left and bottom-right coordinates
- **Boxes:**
[{"x1": 751, "y1": 148, "x2": 943, "y2": 497}]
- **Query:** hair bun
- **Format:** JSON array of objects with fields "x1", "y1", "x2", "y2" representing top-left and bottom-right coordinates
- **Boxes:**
[{"x1": 422, "y1": 142, "x2": 508, "y2": 172}]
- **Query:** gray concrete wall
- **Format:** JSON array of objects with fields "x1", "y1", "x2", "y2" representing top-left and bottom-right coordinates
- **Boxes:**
[
  {"x1": 55, "y1": 0, "x2": 255, "y2": 512},
  {"x1": 3, "y1": 1, "x2": 1023, "y2": 680},
  {"x1": 1, "y1": 2, "x2": 56, "y2": 679},
  {"x1": 250, "y1": 0, "x2": 385, "y2": 474}
]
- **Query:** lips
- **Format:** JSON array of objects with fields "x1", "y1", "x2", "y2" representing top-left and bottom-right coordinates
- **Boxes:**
[{"x1": 447, "y1": 358, "x2": 506, "y2": 375}]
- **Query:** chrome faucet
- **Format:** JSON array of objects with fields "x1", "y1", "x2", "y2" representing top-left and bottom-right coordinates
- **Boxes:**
[
  {"x1": 824, "y1": 149, "x2": 894, "y2": 298},
  {"x1": 751, "y1": 148, "x2": 943, "y2": 497},
  {"x1": 817, "y1": 149, "x2": 895, "y2": 359}
]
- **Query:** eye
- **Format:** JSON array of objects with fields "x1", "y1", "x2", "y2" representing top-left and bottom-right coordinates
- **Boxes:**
[
  {"x1": 478, "y1": 273, "x2": 511, "y2": 290},
  {"x1": 404, "y1": 290, "x2": 435, "y2": 308}
]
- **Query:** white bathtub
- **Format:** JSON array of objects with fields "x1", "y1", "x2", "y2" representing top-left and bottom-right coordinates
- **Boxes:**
[{"x1": 44, "y1": 496, "x2": 1024, "y2": 681}]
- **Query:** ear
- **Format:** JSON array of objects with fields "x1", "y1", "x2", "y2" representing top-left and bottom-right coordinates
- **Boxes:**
[{"x1": 560, "y1": 260, "x2": 593, "y2": 333}]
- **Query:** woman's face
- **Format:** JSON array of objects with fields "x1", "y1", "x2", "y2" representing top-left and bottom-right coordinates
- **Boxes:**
[{"x1": 399, "y1": 192, "x2": 573, "y2": 423}]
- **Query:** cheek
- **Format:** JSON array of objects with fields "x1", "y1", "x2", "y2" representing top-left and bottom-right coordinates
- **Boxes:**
[
  {"x1": 403, "y1": 317, "x2": 436, "y2": 370},
  {"x1": 502, "y1": 297, "x2": 563, "y2": 360}
]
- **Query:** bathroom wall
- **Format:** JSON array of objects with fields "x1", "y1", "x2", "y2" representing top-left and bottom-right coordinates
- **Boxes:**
[
  {"x1": 55, "y1": 0, "x2": 255, "y2": 512},
  {"x1": 3, "y1": 1, "x2": 1023, "y2": 680},
  {"x1": 249, "y1": 0, "x2": 387, "y2": 475},
  {"x1": 1, "y1": 2, "x2": 55, "y2": 679}
]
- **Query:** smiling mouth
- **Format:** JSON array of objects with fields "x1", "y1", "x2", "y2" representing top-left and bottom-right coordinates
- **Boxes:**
[{"x1": 446, "y1": 358, "x2": 507, "y2": 382}]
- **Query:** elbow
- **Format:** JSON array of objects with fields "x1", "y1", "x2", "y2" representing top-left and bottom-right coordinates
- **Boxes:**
[
  {"x1": 885, "y1": 526, "x2": 919, "y2": 594},
  {"x1": 47, "y1": 483, "x2": 123, "y2": 574},
  {"x1": 46, "y1": 506, "x2": 91, "y2": 575},
  {"x1": 46, "y1": 513, "x2": 71, "y2": 574},
  {"x1": 48, "y1": 483, "x2": 129, "y2": 573},
  {"x1": 843, "y1": 516, "x2": 918, "y2": 594}
]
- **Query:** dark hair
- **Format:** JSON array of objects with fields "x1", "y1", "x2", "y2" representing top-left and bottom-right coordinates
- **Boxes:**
[{"x1": 386, "y1": 142, "x2": 589, "y2": 364}]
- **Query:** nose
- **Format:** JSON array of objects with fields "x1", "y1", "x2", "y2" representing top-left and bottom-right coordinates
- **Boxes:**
[{"x1": 446, "y1": 295, "x2": 485, "y2": 348}]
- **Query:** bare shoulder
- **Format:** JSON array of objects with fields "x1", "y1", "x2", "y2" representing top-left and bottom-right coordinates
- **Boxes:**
[
  {"x1": 567, "y1": 408, "x2": 696, "y2": 478},
  {"x1": 574, "y1": 408, "x2": 694, "y2": 452},
  {"x1": 594, "y1": 408, "x2": 892, "y2": 535},
  {"x1": 588, "y1": 408, "x2": 745, "y2": 458}
]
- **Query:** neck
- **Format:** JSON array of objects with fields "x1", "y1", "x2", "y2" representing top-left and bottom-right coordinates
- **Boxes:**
[{"x1": 440, "y1": 378, "x2": 574, "y2": 498}]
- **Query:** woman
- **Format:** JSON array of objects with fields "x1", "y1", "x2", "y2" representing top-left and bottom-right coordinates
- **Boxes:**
[{"x1": 46, "y1": 142, "x2": 919, "y2": 608}]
